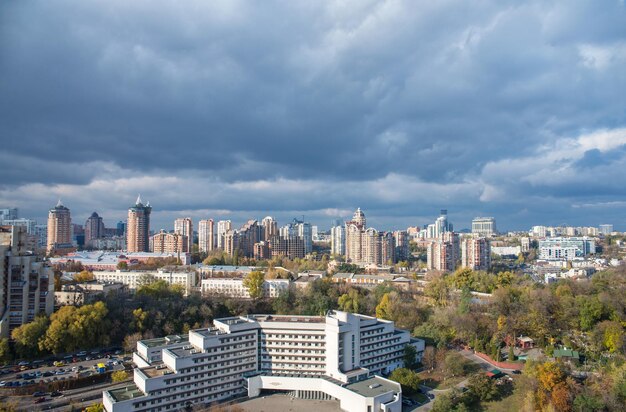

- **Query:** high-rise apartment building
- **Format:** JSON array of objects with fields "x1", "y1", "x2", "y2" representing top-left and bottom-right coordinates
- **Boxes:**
[
  {"x1": 0, "y1": 208, "x2": 18, "y2": 222},
  {"x1": 103, "y1": 310, "x2": 424, "y2": 412},
  {"x1": 343, "y1": 208, "x2": 393, "y2": 266},
  {"x1": 472, "y1": 217, "x2": 497, "y2": 236},
  {"x1": 126, "y1": 195, "x2": 152, "y2": 253},
  {"x1": 269, "y1": 235, "x2": 305, "y2": 259},
  {"x1": 261, "y1": 216, "x2": 278, "y2": 241},
  {"x1": 461, "y1": 237, "x2": 491, "y2": 271},
  {"x1": 116, "y1": 221, "x2": 126, "y2": 237},
  {"x1": 330, "y1": 225, "x2": 345, "y2": 256},
  {"x1": 599, "y1": 224, "x2": 614, "y2": 235},
  {"x1": 426, "y1": 210, "x2": 453, "y2": 239},
  {"x1": 0, "y1": 226, "x2": 54, "y2": 338},
  {"x1": 427, "y1": 240, "x2": 456, "y2": 272},
  {"x1": 280, "y1": 219, "x2": 312, "y2": 255},
  {"x1": 151, "y1": 230, "x2": 185, "y2": 254},
  {"x1": 174, "y1": 218, "x2": 193, "y2": 253},
  {"x1": 393, "y1": 231, "x2": 409, "y2": 262},
  {"x1": 198, "y1": 219, "x2": 215, "y2": 253},
  {"x1": 46, "y1": 200, "x2": 73, "y2": 255},
  {"x1": 216, "y1": 220, "x2": 232, "y2": 249},
  {"x1": 85, "y1": 212, "x2": 105, "y2": 246}
]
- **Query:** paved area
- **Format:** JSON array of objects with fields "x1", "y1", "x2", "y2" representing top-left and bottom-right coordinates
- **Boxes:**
[{"x1": 238, "y1": 393, "x2": 341, "y2": 412}]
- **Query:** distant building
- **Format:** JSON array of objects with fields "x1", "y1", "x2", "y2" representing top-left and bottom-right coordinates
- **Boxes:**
[
  {"x1": 472, "y1": 217, "x2": 497, "y2": 236},
  {"x1": 427, "y1": 240, "x2": 455, "y2": 272},
  {"x1": 0, "y1": 226, "x2": 54, "y2": 338},
  {"x1": 269, "y1": 235, "x2": 305, "y2": 259},
  {"x1": 253, "y1": 241, "x2": 271, "y2": 260},
  {"x1": 461, "y1": 237, "x2": 490, "y2": 271},
  {"x1": 151, "y1": 230, "x2": 186, "y2": 254},
  {"x1": 201, "y1": 278, "x2": 290, "y2": 298},
  {"x1": 491, "y1": 246, "x2": 521, "y2": 257},
  {"x1": 427, "y1": 210, "x2": 453, "y2": 239},
  {"x1": 85, "y1": 212, "x2": 105, "y2": 246},
  {"x1": 0, "y1": 208, "x2": 18, "y2": 221},
  {"x1": 198, "y1": 219, "x2": 215, "y2": 253},
  {"x1": 55, "y1": 281, "x2": 125, "y2": 307},
  {"x1": 538, "y1": 237, "x2": 595, "y2": 260},
  {"x1": 126, "y1": 195, "x2": 152, "y2": 253},
  {"x1": 520, "y1": 237, "x2": 530, "y2": 253},
  {"x1": 393, "y1": 231, "x2": 409, "y2": 262},
  {"x1": 47, "y1": 200, "x2": 74, "y2": 255},
  {"x1": 174, "y1": 218, "x2": 193, "y2": 253},
  {"x1": 331, "y1": 225, "x2": 345, "y2": 256},
  {"x1": 344, "y1": 209, "x2": 394, "y2": 266},
  {"x1": 280, "y1": 219, "x2": 313, "y2": 255},
  {"x1": 261, "y1": 216, "x2": 278, "y2": 241},
  {"x1": 116, "y1": 221, "x2": 126, "y2": 237},
  {"x1": 93, "y1": 270, "x2": 196, "y2": 294},
  {"x1": 216, "y1": 220, "x2": 232, "y2": 249},
  {"x1": 599, "y1": 224, "x2": 614, "y2": 235}
]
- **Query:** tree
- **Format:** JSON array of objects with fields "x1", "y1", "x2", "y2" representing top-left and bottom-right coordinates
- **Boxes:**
[
  {"x1": 573, "y1": 394, "x2": 604, "y2": 412},
  {"x1": 338, "y1": 289, "x2": 361, "y2": 313},
  {"x1": 123, "y1": 332, "x2": 143, "y2": 353},
  {"x1": 111, "y1": 370, "x2": 129, "y2": 383},
  {"x1": 551, "y1": 382, "x2": 572, "y2": 412},
  {"x1": 74, "y1": 270, "x2": 95, "y2": 282},
  {"x1": 403, "y1": 344, "x2": 418, "y2": 369},
  {"x1": 116, "y1": 261, "x2": 128, "y2": 270},
  {"x1": 11, "y1": 316, "x2": 49, "y2": 358},
  {"x1": 537, "y1": 361, "x2": 566, "y2": 393},
  {"x1": 376, "y1": 293, "x2": 394, "y2": 320},
  {"x1": 466, "y1": 372, "x2": 498, "y2": 401},
  {"x1": 84, "y1": 404, "x2": 105, "y2": 412},
  {"x1": 388, "y1": 368, "x2": 420, "y2": 394},
  {"x1": 422, "y1": 346, "x2": 437, "y2": 371},
  {"x1": 443, "y1": 352, "x2": 466, "y2": 378},
  {"x1": 0, "y1": 338, "x2": 11, "y2": 365},
  {"x1": 243, "y1": 271, "x2": 265, "y2": 299}
]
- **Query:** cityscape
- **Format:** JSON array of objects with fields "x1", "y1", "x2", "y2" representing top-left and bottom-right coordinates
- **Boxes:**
[{"x1": 2, "y1": 1, "x2": 626, "y2": 412}]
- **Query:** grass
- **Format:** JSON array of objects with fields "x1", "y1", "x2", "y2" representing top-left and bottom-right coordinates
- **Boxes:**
[{"x1": 416, "y1": 371, "x2": 465, "y2": 390}]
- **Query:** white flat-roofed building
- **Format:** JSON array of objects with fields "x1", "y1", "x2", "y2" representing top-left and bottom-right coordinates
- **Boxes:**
[
  {"x1": 93, "y1": 270, "x2": 196, "y2": 293},
  {"x1": 538, "y1": 237, "x2": 596, "y2": 260},
  {"x1": 472, "y1": 217, "x2": 496, "y2": 236},
  {"x1": 103, "y1": 311, "x2": 424, "y2": 412},
  {"x1": 200, "y1": 277, "x2": 290, "y2": 298}
]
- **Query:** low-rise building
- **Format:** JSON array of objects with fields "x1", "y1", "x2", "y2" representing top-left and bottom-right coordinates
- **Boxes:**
[
  {"x1": 200, "y1": 278, "x2": 290, "y2": 298},
  {"x1": 93, "y1": 270, "x2": 197, "y2": 294},
  {"x1": 54, "y1": 281, "x2": 126, "y2": 306},
  {"x1": 103, "y1": 310, "x2": 424, "y2": 412}
]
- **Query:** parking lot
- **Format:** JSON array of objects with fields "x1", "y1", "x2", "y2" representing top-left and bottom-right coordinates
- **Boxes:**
[{"x1": 0, "y1": 348, "x2": 129, "y2": 407}]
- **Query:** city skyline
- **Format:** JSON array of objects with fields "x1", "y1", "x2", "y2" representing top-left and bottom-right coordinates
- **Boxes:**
[{"x1": 2, "y1": 1, "x2": 626, "y2": 232}]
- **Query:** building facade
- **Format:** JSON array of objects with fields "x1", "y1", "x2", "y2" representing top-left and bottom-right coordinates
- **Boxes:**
[
  {"x1": 471, "y1": 217, "x2": 497, "y2": 237},
  {"x1": 461, "y1": 237, "x2": 491, "y2": 271},
  {"x1": 103, "y1": 310, "x2": 424, "y2": 412},
  {"x1": 127, "y1": 196, "x2": 152, "y2": 253},
  {"x1": 93, "y1": 270, "x2": 196, "y2": 294},
  {"x1": 151, "y1": 230, "x2": 186, "y2": 254},
  {"x1": 47, "y1": 200, "x2": 73, "y2": 255},
  {"x1": 174, "y1": 218, "x2": 193, "y2": 253},
  {"x1": 216, "y1": 220, "x2": 232, "y2": 249},
  {"x1": 330, "y1": 225, "x2": 345, "y2": 256},
  {"x1": 0, "y1": 226, "x2": 54, "y2": 338},
  {"x1": 198, "y1": 219, "x2": 215, "y2": 253},
  {"x1": 85, "y1": 212, "x2": 106, "y2": 247}
]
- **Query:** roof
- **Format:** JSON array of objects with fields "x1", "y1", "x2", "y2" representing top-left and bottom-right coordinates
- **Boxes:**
[
  {"x1": 554, "y1": 349, "x2": 580, "y2": 359},
  {"x1": 345, "y1": 376, "x2": 400, "y2": 398}
]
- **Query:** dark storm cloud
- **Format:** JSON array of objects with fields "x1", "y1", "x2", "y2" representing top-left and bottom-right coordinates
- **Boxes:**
[{"x1": 1, "y1": 0, "x2": 626, "y2": 230}]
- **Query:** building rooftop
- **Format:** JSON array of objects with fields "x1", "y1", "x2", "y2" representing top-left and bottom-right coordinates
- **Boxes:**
[
  {"x1": 252, "y1": 314, "x2": 325, "y2": 323},
  {"x1": 345, "y1": 376, "x2": 400, "y2": 398},
  {"x1": 107, "y1": 385, "x2": 145, "y2": 402},
  {"x1": 140, "y1": 334, "x2": 188, "y2": 348}
]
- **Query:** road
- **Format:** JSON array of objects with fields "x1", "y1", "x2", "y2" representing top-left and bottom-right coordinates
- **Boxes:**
[{"x1": 410, "y1": 349, "x2": 513, "y2": 412}]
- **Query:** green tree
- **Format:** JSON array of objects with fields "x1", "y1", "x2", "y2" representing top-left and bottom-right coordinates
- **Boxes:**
[
  {"x1": 0, "y1": 338, "x2": 12, "y2": 364},
  {"x1": 11, "y1": 316, "x2": 49, "y2": 358},
  {"x1": 466, "y1": 372, "x2": 498, "y2": 401},
  {"x1": 579, "y1": 298, "x2": 605, "y2": 331},
  {"x1": 84, "y1": 403, "x2": 105, "y2": 412},
  {"x1": 403, "y1": 344, "x2": 418, "y2": 369},
  {"x1": 243, "y1": 271, "x2": 265, "y2": 299},
  {"x1": 338, "y1": 289, "x2": 361, "y2": 313},
  {"x1": 116, "y1": 261, "x2": 128, "y2": 270},
  {"x1": 443, "y1": 352, "x2": 466, "y2": 378},
  {"x1": 573, "y1": 394, "x2": 604, "y2": 412},
  {"x1": 388, "y1": 368, "x2": 421, "y2": 395}
]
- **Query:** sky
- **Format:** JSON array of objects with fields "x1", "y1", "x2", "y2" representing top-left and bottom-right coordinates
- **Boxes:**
[{"x1": 1, "y1": 0, "x2": 626, "y2": 232}]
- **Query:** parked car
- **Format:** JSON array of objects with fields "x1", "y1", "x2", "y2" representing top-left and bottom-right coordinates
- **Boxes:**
[
  {"x1": 35, "y1": 397, "x2": 47, "y2": 404},
  {"x1": 33, "y1": 391, "x2": 47, "y2": 397},
  {"x1": 50, "y1": 390, "x2": 63, "y2": 397}
]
